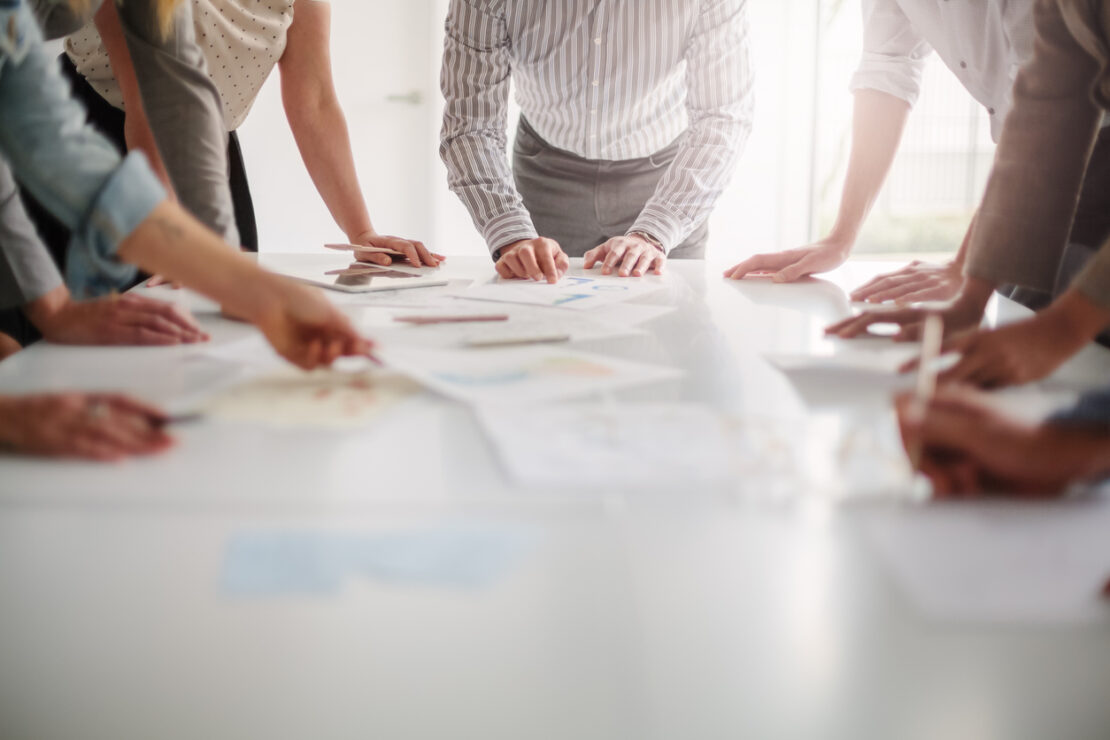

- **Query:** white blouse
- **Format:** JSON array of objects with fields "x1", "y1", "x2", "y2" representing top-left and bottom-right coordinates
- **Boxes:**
[
  {"x1": 849, "y1": 0, "x2": 1034, "y2": 142},
  {"x1": 67, "y1": 0, "x2": 299, "y2": 131}
]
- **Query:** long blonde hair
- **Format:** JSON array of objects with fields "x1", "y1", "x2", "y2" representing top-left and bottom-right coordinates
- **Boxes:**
[{"x1": 67, "y1": 0, "x2": 183, "y2": 38}]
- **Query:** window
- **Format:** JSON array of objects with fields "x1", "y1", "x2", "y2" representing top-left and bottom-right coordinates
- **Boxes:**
[{"x1": 811, "y1": 0, "x2": 995, "y2": 260}]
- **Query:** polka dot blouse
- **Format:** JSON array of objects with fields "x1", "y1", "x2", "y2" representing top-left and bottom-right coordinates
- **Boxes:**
[{"x1": 66, "y1": 0, "x2": 302, "y2": 131}]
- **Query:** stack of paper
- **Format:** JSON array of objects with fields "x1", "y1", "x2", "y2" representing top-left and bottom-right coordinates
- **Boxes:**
[{"x1": 382, "y1": 346, "x2": 683, "y2": 406}]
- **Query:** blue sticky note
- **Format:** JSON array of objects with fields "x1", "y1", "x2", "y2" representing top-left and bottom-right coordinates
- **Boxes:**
[{"x1": 221, "y1": 526, "x2": 535, "y2": 596}]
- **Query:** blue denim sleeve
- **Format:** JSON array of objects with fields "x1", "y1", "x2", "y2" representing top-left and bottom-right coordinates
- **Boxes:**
[
  {"x1": 0, "y1": 1, "x2": 166, "y2": 297},
  {"x1": 1050, "y1": 386, "x2": 1110, "y2": 432}
]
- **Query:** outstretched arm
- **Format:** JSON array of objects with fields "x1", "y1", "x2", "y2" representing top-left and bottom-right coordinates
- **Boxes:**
[
  {"x1": 726, "y1": 90, "x2": 909, "y2": 281},
  {"x1": 279, "y1": 0, "x2": 438, "y2": 267},
  {"x1": 727, "y1": 0, "x2": 926, "y2": 282}
]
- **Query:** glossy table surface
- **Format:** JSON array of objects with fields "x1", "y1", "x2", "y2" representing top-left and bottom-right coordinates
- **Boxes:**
[{"x1": 0, "y1": 257, "x2": 1107, "y2": 740}]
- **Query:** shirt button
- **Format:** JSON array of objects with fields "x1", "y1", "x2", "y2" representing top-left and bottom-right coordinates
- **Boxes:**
[
  {"x1": 960, "y1": 61, "x2": 967, "y2": 69},
  {"x1": 590, "y1": 109, "x2": 598, "y2": 115},
  {"x1": 594, "y1": 37, "x2": 602, "y2": 45},
  {"x1": 592, "y1": 80, "x2": 599, "y2": 86},
  {"x1": 988, "y1": 108, "x2": 996, "y2": 115}
]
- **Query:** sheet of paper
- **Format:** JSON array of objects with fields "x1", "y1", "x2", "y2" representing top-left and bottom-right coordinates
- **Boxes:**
[
  {"x1": 765, "y1": 348, "x2": 923, "y2": 405},
  {"x1": 478, "y1": 404, "x2": 736, "y2": 488},
  {"x1": 369, "y1": 303, "x2": 645, "y2": 349},
  {"x1": 341, "y1": 279, "x2": 475, "y2": 308},
  {"x1": 381, "y1": 346, "x2": 682, "y2": 405},
  {"x1": 221, "y1": 525, "x2": 535, "y2": 596},
  {"x1": 200, "y1": 368, "x2": 419, "y2": 428},
  {"x1": 453, "y1": 273, "x2": 667, "y2": 310},
  {"x1": 858, "y1": 497, "x2": 1110, "y2": 624},
  {"x1": 588, "y1": 302, "x2": 676, "y2": 327},
  {"x1": 477, "y1": 404, "x2": 914, "y2": 493}
]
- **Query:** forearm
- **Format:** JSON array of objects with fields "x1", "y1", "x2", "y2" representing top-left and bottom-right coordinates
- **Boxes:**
[
  {"x1": 829, "y1": 90, "x2": 910, "y2": 243},
  {"x1": 632, "y1": 113, "x2": 748, "y2": 251},
  {"x1": 116, "y1": 201, "x2": 280, "y2": 321},
  {"x1": 951, "y1": 211, "x2": 977, "y2": 269},
  {"x1": 440, "y1": 1, "x2": 534, "y2": 254},
  {"x1": 286, "y1": 101, "x2": 374, "y2": 240},
  {"x1": 635, "y1": 0, "x2": 752, "y2": 252},
  {"x1": 1041, "y1": 287, "x2": 1110, "y2": 344}
]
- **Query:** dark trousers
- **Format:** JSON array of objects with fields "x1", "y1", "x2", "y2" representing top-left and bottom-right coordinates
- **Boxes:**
[
  {"x1": 511, "y1": 117, "x2": 707, "y2": 259},
  {"x1": 0, "y1": 54, "x2": 257, "y2": 347}
]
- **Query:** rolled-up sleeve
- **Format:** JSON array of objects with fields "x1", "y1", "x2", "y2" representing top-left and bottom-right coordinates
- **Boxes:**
[
  {"x1": 965, "y1": 0, "x2": 1103, "y2": 296},
  {"x1": 0, "y1": 2, "x2": 164, "y2": 297},
  {"x1": 440, "y1": 0, "x2": 538, "y2": 256},
  {"x1": 630, "y1": 0, "x2": 754, "y2": 253},
  {"x1": 848, "y1": 0, "x2": 932, "y2": 107}
]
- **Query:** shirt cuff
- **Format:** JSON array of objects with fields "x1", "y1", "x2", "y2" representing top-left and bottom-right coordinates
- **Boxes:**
[
  {"x1": 630, "y1": 203, "x2": 691, "y2": 255},
  {"x1": 483, "y1": 210, "x2": 539, "y2": 258},
  {"x1": 849, "y1": 58, "x2": 925, "y2": 107},
  {"x1": 65, "y1": 151, "x2": 166, "y2": 298}
]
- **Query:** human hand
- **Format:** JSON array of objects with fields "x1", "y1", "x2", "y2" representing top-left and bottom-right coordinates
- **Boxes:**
[
  {"x1": 0, "y1": 393, "x2": 174, "y2": 461},
  {"x1": 584, "y1": 233, "x2": 666, "y2": 277},
  {"x1": 724, "y1": 237, "x2": 851, "y2": 283},
  {"x1": 895, "y1": 388, "x2": 1102, "y2": 497},
  {"x1": 850, "y1": 259, "x2": 964, "y2": 304},
  {"x1": 901, "y1": 293, "x2": 1103, "y2": 388},
  {"x1": 351, "y1": 229, "x2": 444, "y2": 268},
  {"x1": 825, "y1": 278, "x2": 993, "y2": 341},
  {"x1": 495, "y1": 238, "x2": 570, "y2": 283},
  {"x1": 250, "y1": 277, "x2": 376, "y2": 370},
  {"x1": 26, "y1": 287, "x2": 208, "y2": 346},
  {"x1": 145, "y1": 274, "x2": 183, "y2": 289}
]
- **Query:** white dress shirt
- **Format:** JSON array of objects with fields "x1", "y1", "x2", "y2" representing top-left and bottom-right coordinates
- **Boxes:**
[
  {"x1": 850, "y1": 0, "x2": 1035, "y2": 141},
  {"x1": 440, "y1": 0, "x2": 754, "y2": 255}
]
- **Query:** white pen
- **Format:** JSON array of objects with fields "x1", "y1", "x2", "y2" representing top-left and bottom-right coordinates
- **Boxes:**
[{"x1": 907, "y1": 313, "x2": 944, "y2": 471}]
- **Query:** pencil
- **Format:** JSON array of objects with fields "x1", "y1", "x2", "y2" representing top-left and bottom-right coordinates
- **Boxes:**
[{"x1": 394, "y1": 314, "x2": 509, "y2": 325}]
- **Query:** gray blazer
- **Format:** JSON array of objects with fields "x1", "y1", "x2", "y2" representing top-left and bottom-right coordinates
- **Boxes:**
[
  {"x1": 0, "y1": 162, "x2": 62, "y2": 310},
  {"x1": 31, "y1": 0, "x2": 238, "y2": 244}
]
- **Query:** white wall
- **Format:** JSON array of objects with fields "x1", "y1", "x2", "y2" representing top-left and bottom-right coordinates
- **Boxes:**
[{"x1": 242, "y1": 0, "x2": 820, "y2": 263}]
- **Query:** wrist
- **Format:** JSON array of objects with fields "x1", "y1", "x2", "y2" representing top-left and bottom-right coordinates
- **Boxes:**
[
  {"x1": 628, "y1": 231, "x2": 665, "y2": 254},
  {"x1": 23, "y1": 285, "x2": 72, "y2": 335},
  {"x1": 348, "y1": 226, "x2": 377, "y2": 243},
  {"x1": 1043, "y1": 289, "x2": 1110, "y2": 346},
  {"x1": 955, "y1": 277, "x2": 994, "y2": 313},
  {"x1": 0, "y1": 397, "x2": 20, "y2": 448},
  {"x1": 825, "y1": 222, "x2": 860, "y2": 251},
  {"x1": 226, "y1": 270, "x2": 287, "y2": 325},
  {"x1": 1042, "y1": 424, "x2": 1110, "y2": 483}
]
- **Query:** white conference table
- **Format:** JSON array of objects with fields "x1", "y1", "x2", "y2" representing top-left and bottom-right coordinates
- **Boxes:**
[{"x1": 0, "y1": 257, "x2": 1108, "y2": 740}]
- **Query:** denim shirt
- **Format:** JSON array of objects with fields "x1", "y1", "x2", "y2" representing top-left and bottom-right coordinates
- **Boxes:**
[
  {"x1": 1052, "y1": 386, "x2": 1110, "y2": 432},
  {"x1": 0, "y1": 0, "x2": 165, "y2": 296}
]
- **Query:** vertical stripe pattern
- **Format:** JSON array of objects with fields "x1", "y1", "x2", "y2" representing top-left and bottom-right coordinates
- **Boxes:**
[{"x1": 440, "y1": 0, "x2": 754, "y2": 254}]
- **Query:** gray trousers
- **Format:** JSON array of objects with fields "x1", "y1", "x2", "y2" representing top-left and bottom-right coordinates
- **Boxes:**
[{"x1": 511, "y1": 117, "x2": 707, "y2": 259}]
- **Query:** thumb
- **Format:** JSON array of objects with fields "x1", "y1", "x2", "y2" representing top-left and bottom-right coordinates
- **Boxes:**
[{"x1": 773, "y1": 259, "x2": 811, "y2": 283}]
